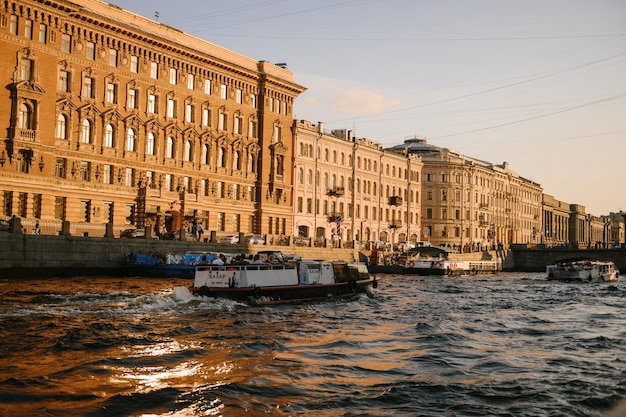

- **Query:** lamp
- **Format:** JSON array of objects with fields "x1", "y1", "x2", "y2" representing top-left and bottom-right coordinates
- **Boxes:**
[{"x1": 38, "y1": 156, "x2": 44, "y2": 171}]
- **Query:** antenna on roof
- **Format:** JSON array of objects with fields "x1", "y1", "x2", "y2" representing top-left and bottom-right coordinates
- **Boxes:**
[{"x1": 155, "y1": 11, "x2": 160, "y2": 21}]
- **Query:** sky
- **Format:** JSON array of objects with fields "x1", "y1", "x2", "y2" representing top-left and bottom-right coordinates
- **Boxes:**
[{"x1": 110, "y1": 0, "x2": 625, "y2": 216}]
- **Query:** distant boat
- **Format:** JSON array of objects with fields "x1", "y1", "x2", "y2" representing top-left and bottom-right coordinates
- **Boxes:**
[
  {"x1": 547, "y1": 259, "x2": 619, "y2": 282},
  {"x1": 404, "y1": 258, "x2": 502, "y2": 276},
  {"x1": 189, "y1": 259, "x2": 376, "y2": 305},
  {"x1": 126, "y1": 252, "x2": 218, "y2": 278},
  {"x1": 402, "y1": 245, "x2": 501, "y2": 276}
]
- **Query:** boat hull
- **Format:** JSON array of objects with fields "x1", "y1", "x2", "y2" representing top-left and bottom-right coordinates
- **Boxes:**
[{"x1": 190, "y1": 279, "x2": 374, "y2": 305}]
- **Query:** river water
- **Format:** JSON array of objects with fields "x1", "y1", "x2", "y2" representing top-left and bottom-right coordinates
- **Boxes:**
[{"x1": 1, "y1": 272, "x2": 625, "y2": 417}]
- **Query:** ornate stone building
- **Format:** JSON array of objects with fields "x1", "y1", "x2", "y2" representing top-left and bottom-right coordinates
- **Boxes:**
[
  {"x1": 0, "y1": 0, "x2": 304, "y2": 237},
  {"x1": 541, "y1": 194, "x2": 570, "y2": 247},
  {"x1": 390, "y1": 138, "x2": 543, "y2": 250},
  {"x1": 292, "y1": 120, "x2": 422, "y2": 247}
]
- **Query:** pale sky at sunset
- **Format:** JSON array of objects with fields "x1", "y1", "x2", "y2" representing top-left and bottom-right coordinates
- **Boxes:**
[{"x1": 111, "y1": 0, "x2": 625, "y2": 216}]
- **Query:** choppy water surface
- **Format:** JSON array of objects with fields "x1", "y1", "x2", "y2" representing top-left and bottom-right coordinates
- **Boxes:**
[{"x1": 1, "y1": 273, "x2": 625, "y2": 416}]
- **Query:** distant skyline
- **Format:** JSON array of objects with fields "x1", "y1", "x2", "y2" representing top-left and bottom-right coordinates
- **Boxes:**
[{"x1": 111, "y1": 0, "x2": 625, "y2": 216}]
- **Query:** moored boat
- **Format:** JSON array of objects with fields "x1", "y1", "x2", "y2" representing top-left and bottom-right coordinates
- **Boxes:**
[
  {"x1": 404, "y1": 258, "x2": 501, "y2": 276},
  {"x1": 126, "y1": 252, "x2": 218, "y2": 278},
  {"x1": 189, "y1": 260, "x2": 376, "y2": 305},
  {"x1": 546, "y1": 259, "x2": 619, "y2": 282}
]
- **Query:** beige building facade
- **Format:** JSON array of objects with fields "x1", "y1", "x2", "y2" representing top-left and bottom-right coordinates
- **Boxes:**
[
  {"x1": 391, "y1": 138, "x2": 543, "y2": 250},
  {"x1": 292, "y1": 120, "x2": 422, "y2": 248},
  {"x1": 1, "y1": 0, "x2": 304, "y2": 237}
]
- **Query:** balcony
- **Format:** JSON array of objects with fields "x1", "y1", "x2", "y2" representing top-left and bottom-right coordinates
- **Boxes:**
[
  {"x1": 14, "y1": 128, "x2": 38, "y2": 142},
  {"x1": 388, "y1": 196, "x2": 403, "y2": 206},
  {"x1": 388, "y1": 221, "x2": 402, "y2": 229},
  {"x1": 327, "y1": 212, "x2": 343, "y2": 222},
  {"x1": 327, "y1": 187, "x2": 345, "y2": 197}
]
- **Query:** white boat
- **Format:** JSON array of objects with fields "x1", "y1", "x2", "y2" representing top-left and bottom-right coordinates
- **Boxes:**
[
  {"x1": 547, "y1": 259, "x2": 619, "y2": 282},
  {"x1": 189, "y1": 259, "x2": 377, "y2": 305},
  {"x1": 404, "y1": 258, "x2": 502, "y2": 276}
]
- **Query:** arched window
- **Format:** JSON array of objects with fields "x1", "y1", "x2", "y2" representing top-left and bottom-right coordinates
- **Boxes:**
[
  {"x1": 166, "y1": 137, "x2": 174, "y2": 158},
  {"x1": 201, "y1": 144, "x2": 209, "y2": 164},
  {"x1": 184, "y1": 140, "x2": 192, "y2": 161},
  {"x1": 233, "y1": 150, "x2": 240, "y2": 170},
  {"x1": 298, "y1": 167, "x2": 304, "y2": 184},
  {"x1": 307, "y1": 169, "x2": 313, "y2": 185},
  {"x1": 218, "y1": 147, "x2": 226, "y2": 167},
  {"x1": 104, "y1": 124, "x2": 114, "y2": 147},
  {"x1": 56, "y1": 114, "x2": 67, "y2": 139},
  {"x1": 81, "y1": 119, "x2": 92, "y2": 144},
  {"x1": 18, "y1": 103, "x2": 32, "y2": 129},
  {"x1": 126, "y1": 128, "x2": 136, "y2": 151},
  {"x1": 248, "y1": 154, "x2": 254, "y2": 172},
  {"x1": 146, "y1": 132, "x2": 155, "y2": 155}
]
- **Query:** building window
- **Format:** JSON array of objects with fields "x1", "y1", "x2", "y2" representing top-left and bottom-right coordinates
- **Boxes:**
[
  {"x1": 128, "y1": 89, "x2": 137, "y2": 109},
  {"x1": 235, "y1": 89, "x2": 242, "y2": 104},
  {"x1": 427, "y1": 189, "x2": 433, "y2": 200},
  {"x1": 106, "y1": 83, "x2": 117, "y2": 104},
  {"x1": 55, "y1": 158, "x2": 66, "y2": 178},
  {"x1": 218, "y1": 147, "x2": 226, "y2": 167},
  {"x1": 185, "y1": 104, "x2": 195, "y2": 123},
  {"x1": 126, "y1": 128, "x2": 136, "y2": 151},
  {"x1": 426, "y1": 172, "x2": 434, "y2": 182},
  {"x1": 167, "y1": 99, "x2": 176, "y2": 118},
  {"x1": 20, "y1": 59, "x2": 33, "y2": 82},
  {"x1": 220, "y1": 84, "x2": 227, "y2": 99},
  {"x1": 9, "y1": 15, "x2": 18, "y2": 35},
  {"x1": 250, "y1": 94, "x2": 256, "y2": 108},
  {"x1": 232, "y1": 151, "x2": 241, "y2": 170},
  {"x1": 204, "y1": 79, "x2": 211, "y2": 95},
  {"x1": 82, "y1": 77, "x2": 94, "y2": 99},
  {"x1": 18, "y1": 102, "x2": 32, "y2": 130},
  {"x1": 184, "y1": 140, "x2": 192, "y2": 161},
  {"x1": 234, "y1": 116, "x2": 241, "y2": 134},
  {"x1": 86, "y1": 41, "x2": 95, "y2": 60},
  {"x1": 201, "y1": 144, "x2": 209, "y2": 164},
  {"x1": 58, "y1": 70, "x2": 69, "y2": 92},
  {"x1": 218, "y1": 111, "x2": 226, "y2": 130},
  {"x1": 38, "y1": 24, "x2": 47, "y2": 43},
  {"x1": 109, "y1": 49, "x2": 118, "y2": 67},
  {"x1": 125, "y1": 168, "x2": 134, "y2": 186},
  {"x1": 104, "y1": 124, "x2": 114, "y2": 147},
  {"x1": 273, "y1": 125, "x2": 282, "y2": 143},
  {"x1": 150, "y1": 62, "x2": 158, "y2": 79},
  {"x1": 217, "y1": 212, "x2": 225, "y2": 232},
  {"x1": 80, "y1": 161, "x2": 90, "y2": 181},
  {"x1": 61, "y1": 33, "x2": 71, "y2": 53},
  {"x1": 249, "y1": 119, "x2": 257, "y2": 138},
  {"x1": 169, "y1": 68, "x2": 177, "y2": 85},
  {"x1": 80, "y1": 119, "x2": 92, "y2": 144},
  {"x1": 148, "y1": 94, "x2": 157, "y2": 113},
  {"x1": 165, "y1": 174, "x2": 172, "y2": 191},
  {"x1": 103, "y1": 165, "x2": 112, "y2": 184},
  {"x1": 187, "y1": 73, "x2": 194, "y2": 90},
  {"x1": 56, "y1": 114, "x2": 67, "y2": 139},
  {"x1": 54, "y1": 196, "x2": 66, "y2": 220},
  {"x1": 202, "y1": 108, "x2": 210, "y2": 127},
  {"x1": 130, "y1": 56, "x2": 138, "y2": 73},
  {"x1": 166, "y1": 137, "x2": 174, "y2": 158},
  {"x1": 146, "y1": 132, "x2": 155, "y2": 155},
  {"x1": 24, "y1": 19, "x2": 33, "y2": 40}
]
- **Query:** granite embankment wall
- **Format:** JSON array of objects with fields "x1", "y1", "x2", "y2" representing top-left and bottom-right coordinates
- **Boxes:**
[
  {"x1": 0, "y1": 233, "x2": 357, "y2": 278},
  {"x1": 508, "y1": 246, "x2": 626, "y2": 272}
]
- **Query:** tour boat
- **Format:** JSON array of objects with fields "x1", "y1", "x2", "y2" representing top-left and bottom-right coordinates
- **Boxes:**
[
  {"x1": 404, "y1": 258, "x2": 502, "y2": 276},
  {"x1": 546, "y1": 259, "x2": 619, "y2": 282},
  {"x1": 189, "y1": 260, "x2": 377, "y2": 305}
]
